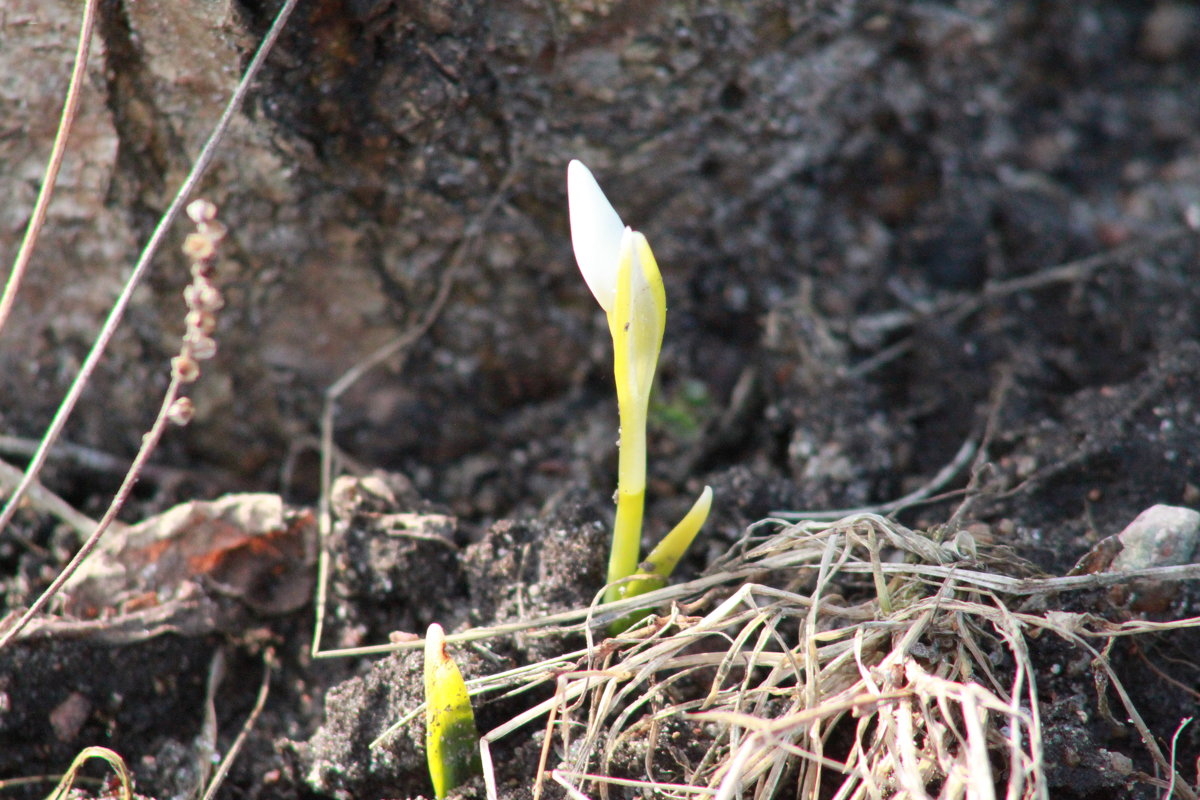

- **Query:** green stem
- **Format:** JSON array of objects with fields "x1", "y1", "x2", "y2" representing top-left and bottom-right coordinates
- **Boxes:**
[
  {"x1": 605, "y1": 401, "x2": 647, "y2": 604},
  {"x1": 614, "y1": 485, "x2": 713, "y2": 618}
]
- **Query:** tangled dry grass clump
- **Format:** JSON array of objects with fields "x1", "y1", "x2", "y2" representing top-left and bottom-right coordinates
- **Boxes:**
[
  {"x1": 542, "y1": 516, "x2": 1038, "y2": 800},
  {"x1": 403, "y1": 514, "x2": 1200, "y2": 800}
]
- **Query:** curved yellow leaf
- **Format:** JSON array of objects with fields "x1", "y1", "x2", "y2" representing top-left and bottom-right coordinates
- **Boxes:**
[{"x1": 609, "y1": 486, "x2": 714, "y2": 632}]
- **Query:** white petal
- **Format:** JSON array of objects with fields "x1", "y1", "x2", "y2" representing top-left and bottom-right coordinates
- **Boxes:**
[{"x1": 567, "y1": 160, "x2": 625, "y2": 313}]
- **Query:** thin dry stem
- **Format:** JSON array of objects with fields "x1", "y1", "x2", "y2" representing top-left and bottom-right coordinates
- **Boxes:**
[
  {"x1": 0, "y1": 0, "x2": 300, "y2": 540},
  {"x1": 0, "y1": 457, "x2": 97, "y2": 538},
  {"x1": 0, "y1": 0, "x2": 99, "y2": 336},
  {"x1": 0, "y1": 201, "x2": 229, "y2": 646},
  {"x1": 0, "y1": 370, "x2": 187, "y2": 647},
  {"x1": 199, "y1": 649, "x2": 274, "y2": 800},
  {"x1": 311, "y1": 150, "x2": 524, "y2": 658}
]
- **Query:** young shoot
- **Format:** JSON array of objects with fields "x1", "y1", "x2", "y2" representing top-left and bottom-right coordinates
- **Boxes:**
[
  {"x1": 423, "y1": 623, "x2": 480, "y2": 798},
  {"x1": 567, "y1": 160, "x2": 714, "y2": 616}
]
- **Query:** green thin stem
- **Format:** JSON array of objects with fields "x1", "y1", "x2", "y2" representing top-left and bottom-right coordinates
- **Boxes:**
[{"x1": 605, "y1": 402, "x2": 647, "y2": 604}]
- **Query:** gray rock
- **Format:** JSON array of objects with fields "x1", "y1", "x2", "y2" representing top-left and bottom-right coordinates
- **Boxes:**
[{"x1": 1109, "y1": 504, "x2": 1200, "y2": 572}]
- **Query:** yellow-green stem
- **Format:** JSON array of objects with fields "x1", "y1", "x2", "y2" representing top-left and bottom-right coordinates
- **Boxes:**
[
  {"x1": 611, "y1": 485, "x2": 713, "y2": 627},
  {"x1": 605, "y1": 401, "x2": 647, "y2": 604}
]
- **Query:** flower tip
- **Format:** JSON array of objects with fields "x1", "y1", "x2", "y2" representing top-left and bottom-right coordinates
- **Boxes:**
[
  {"x1": 567, "y1": 159, "x2": 625, "y2": 313},
  {"x1": 567, "y1": 160, "x2": 611, "y2": 219},
  {"x1": 425, "y1": 623, "x2": 446, "y2": 658}
]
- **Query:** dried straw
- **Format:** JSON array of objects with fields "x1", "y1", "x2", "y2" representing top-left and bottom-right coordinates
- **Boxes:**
[{"x1": 379, "y1": 513, "x2": 1200, "y2": 800}]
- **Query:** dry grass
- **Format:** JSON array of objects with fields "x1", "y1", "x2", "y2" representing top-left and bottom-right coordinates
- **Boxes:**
[{"x1": 409, "y1": 513, "x2": 1200, "y2": 800}]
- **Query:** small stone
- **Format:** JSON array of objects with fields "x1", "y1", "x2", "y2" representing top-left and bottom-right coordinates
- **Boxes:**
[
  {"x1": 1186, "y1": 204, "x2": 1200, "y2": 233},
  {"x1": 1109, "y1": 504, "x2": 1200, "y2": 572},
  {"x1": 49, "y1": 692, "x2": 92, "y2": 742},
  {"x1": 1104, "y1": 749, "x2": 1133, "y2": 776},
  {"x1": 1138, "y1": 4, "x2": 1198, "y2": 62}
]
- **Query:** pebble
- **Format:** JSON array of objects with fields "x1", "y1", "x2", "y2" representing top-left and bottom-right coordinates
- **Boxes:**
[
  {"x1": 1138, "y1": 4, "x2": 1198, "y2": 62},
  {"x1": 1109, "y1": 504, "x2": 1200, "y2": 572}
]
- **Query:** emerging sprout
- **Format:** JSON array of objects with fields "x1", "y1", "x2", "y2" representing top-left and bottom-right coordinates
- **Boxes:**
[
  {"x1": 423, "y1": 623, "x2": 481, "y2": 798},
  {"x1": 567, "y1": 160, "x2": 714, "y2": 620}
]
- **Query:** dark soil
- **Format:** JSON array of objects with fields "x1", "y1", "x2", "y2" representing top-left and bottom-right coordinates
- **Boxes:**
[{"x1": 3, "y1": 1, "x2": 1200, "y2": 799}]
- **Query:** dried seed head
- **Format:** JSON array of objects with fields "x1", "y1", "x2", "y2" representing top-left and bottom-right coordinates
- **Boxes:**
[
  {"x1": 187, "y1": 334, "x2": 218, "y2": 361},
  {"x1": 167, "y1": 396, "x2": 195, "y2": 426},
  {"x1": 172, "y1": 355, "x2": 201, "y2": 383},
  {"x1": 197, "y1": 283, "x2": 223, "y2": 312},
  {"x1": 185, "y1": 309, "x2": 217, "y2": 335},
  {"x1": 183, "y1": 232, "x2": 216, "y2": 262},
  {"x1": 184, "y1": 282, "x2": 224, "y2": 313},
  {"x1": 190, "y1": 261, "x2": 215, "y2": 281},
  {"x1": 200, "y1": 220, "x2": 227, "y2": 243},
  {"x1": 186, "y1": 199, "x2": 218, "y2": 224}
]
